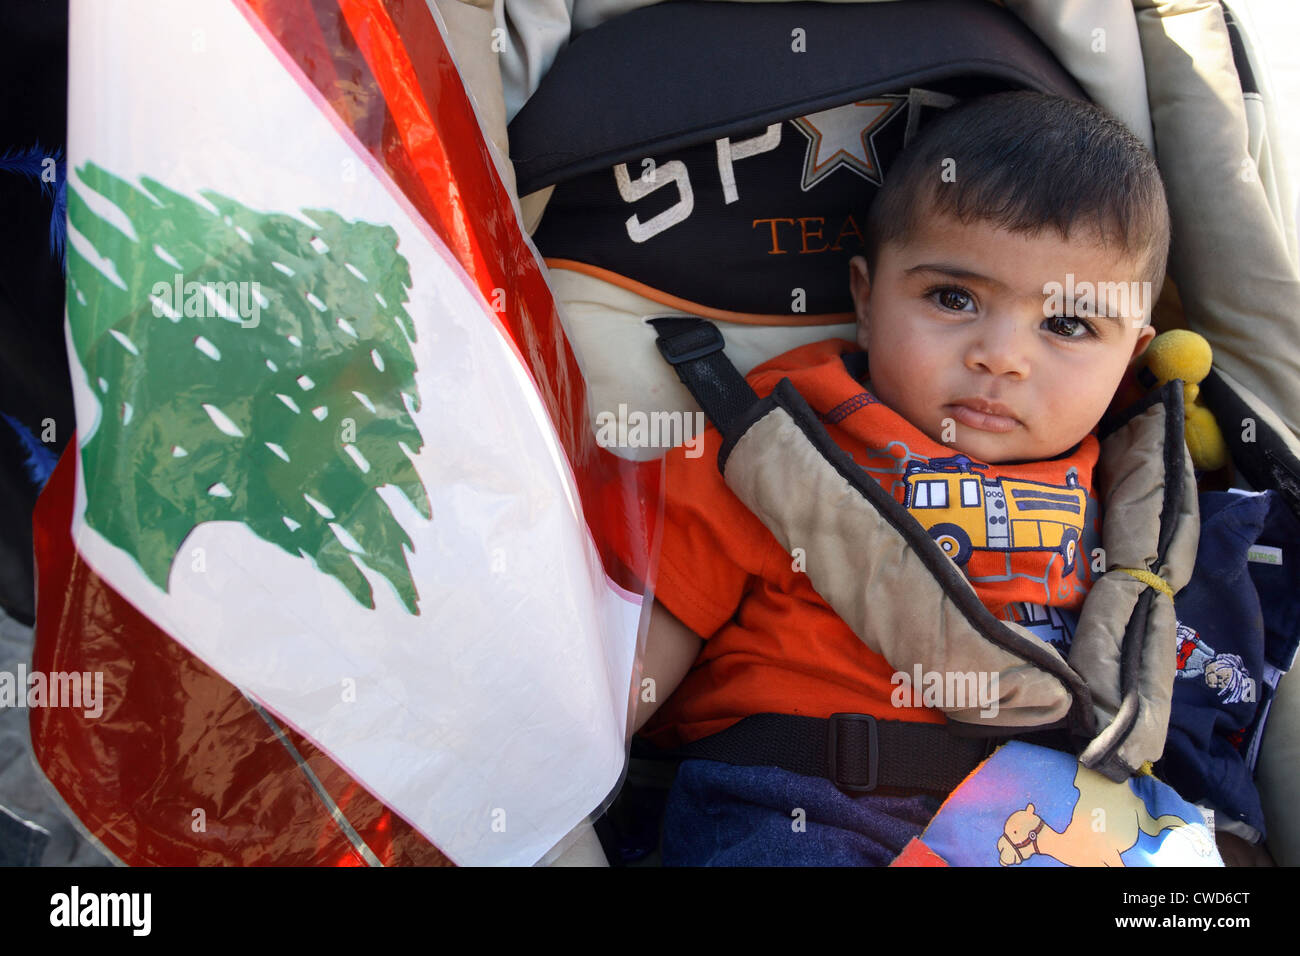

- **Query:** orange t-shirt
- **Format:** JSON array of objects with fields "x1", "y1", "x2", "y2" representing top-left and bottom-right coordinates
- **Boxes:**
[{"x1": 641, "y1": 338, "x2": 1100, "y2": 750}]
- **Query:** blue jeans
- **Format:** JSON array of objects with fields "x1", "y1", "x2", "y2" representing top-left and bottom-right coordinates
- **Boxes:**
[
  {"x1": 0, "y1": 803, "x2": 49, "y2": 867},
  {"x1": 661, "y1": 759, "x2": 941, "y2": 866}
]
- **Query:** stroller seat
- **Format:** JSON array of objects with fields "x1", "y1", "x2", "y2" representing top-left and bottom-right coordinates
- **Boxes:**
[{"x1": 504, "y1": 0, "x2": 1300, "y2": 865}]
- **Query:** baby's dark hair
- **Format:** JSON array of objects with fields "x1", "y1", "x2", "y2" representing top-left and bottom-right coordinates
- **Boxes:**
[{"x1": 864, "y1": 92, "x2": 1170, "y2": 291}]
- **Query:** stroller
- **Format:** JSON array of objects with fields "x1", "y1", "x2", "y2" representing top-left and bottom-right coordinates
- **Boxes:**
[
  {"x1": 28, "y1": 0, "x2": 1300, "y2": 866},
  {"x1": 499, "y1": 0, "x2": 1300, "y2": 866}
]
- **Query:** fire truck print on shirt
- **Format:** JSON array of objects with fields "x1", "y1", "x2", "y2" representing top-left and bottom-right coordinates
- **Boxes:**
[
  {"x1": 902, "y1": 454, "x2": 1086, "y2": 574},
  {"x1": 900, "y1": 452, "x2": 1093, "y2": 654}
]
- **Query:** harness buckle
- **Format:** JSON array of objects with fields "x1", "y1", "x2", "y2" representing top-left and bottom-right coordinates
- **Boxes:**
[
  {"x1": 826, "y1": 713, "x2": 878, "y2": 793},
  {"x1": 651, "y1": 317, "x2": 726, "y2": 366}
]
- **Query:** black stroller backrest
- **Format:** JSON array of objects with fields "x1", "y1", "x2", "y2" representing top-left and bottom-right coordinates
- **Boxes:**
[{"x1": 512, "y1": 0, "x2": 1085, "y2": 323}]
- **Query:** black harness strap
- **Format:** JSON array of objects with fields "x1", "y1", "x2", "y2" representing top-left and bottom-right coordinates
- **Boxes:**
[
  {"x1": 673, "y1": 713, "x2": 994, "y2": 796},
  {"x1": 649, "y1": 316, "x2": 757, "y2": 441}
]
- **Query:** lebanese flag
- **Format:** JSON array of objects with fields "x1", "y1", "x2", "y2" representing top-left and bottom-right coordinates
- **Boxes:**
[{"x1": 34, "y1": 0, "x2": 656, "y2": 866}]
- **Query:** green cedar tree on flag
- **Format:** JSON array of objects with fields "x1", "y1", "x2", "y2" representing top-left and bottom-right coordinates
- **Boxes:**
[{"x1": 67, "y1": 163, "x2": 430, "y2": 614}]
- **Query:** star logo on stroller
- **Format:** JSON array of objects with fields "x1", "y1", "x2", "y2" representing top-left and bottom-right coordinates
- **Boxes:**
[{"x1": 792, "y1": 98, "x2": 906, "y2": 190}]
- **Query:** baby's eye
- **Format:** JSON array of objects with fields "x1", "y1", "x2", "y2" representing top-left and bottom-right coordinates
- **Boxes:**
[
  {"x1": 1043, "y1": 315, "x2": 1096, "y2": 339},
  {"x1": 930, "y1": 287, "x2": 975, "y2": 312}
]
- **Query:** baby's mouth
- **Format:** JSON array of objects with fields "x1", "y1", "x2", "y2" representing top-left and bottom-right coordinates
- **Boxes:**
[{"x1": 944, "y1": 399, "x2": 1020, "y2": 433}]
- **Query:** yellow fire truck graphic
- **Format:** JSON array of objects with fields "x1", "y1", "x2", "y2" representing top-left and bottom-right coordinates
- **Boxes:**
[{"x1": 903, "y1": 455, "x2": 1086, "y2": 573}]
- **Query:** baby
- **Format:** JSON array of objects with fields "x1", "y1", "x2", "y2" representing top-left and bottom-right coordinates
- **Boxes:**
[{"x1": 631, "y1": 92, "x2": 1170, "y2": 865}]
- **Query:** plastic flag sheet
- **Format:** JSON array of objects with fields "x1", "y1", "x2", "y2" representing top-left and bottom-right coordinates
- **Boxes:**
[{"x1": 32, "y1": 0, "x2": 659, "y2": 866}]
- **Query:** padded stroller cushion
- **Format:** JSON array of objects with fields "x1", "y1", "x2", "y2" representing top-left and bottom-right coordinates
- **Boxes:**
[
  {"x1": 549, "y1": 267, "x2": 853, "y2": 461},
  {"x1": 1074, "y1": 387, "x2": 1200, "y2": 778}
]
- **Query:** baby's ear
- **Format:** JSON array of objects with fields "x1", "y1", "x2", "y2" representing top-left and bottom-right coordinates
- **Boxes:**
[
  {"x1": 850, "y1": 256, "x2": 872, "y2": 348},
  {"x1": 1129, "y1": 323, "x2": 1157, "y2": 363}
]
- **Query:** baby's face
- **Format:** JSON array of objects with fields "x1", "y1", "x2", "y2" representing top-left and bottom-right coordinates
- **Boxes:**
[{"x1": 851, "y1": 210, "x2": 1156, "y2": 464}]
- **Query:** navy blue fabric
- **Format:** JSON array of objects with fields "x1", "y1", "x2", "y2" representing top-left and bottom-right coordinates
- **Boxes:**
[
  {"x1": 661, "y1": 758, "x2": 941, "y2": 866},
  {"x1": 0, "y1": 804, "x2": 48, "y2": 867},
  {"x1": 1160, "y1": 490, "x2": 1300, "y2": 836},
  {"x1": 1246, "y1": 492, "x2": 1300, "y2": 687}
]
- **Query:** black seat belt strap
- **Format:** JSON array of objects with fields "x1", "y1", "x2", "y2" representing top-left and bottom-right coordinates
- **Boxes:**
[
  {"x1": 650, "y1": 316, "x2": 758, "y2": 439},
  {"x1": 671, "y1": 713, "x2": 995, "y2": 796}
]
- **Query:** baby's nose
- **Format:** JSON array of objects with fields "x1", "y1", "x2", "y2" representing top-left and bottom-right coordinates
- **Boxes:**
[{"x1": 965, "y1": 316, "x2": 1031, "y2": 378}]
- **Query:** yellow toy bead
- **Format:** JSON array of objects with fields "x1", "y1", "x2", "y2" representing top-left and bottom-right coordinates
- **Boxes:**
[
  {"x1": 1186, "y1": 404, "x2": 1229, "y2": 471},
  {"x1": 1145, "y1": 329, "x2": 1213, "y2": 386}
]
